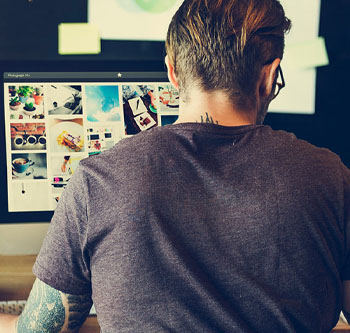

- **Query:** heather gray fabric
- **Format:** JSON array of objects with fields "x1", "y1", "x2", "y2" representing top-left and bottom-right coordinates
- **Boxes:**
[{"x1": 33, "y1": 123, "x2": 350, "y2": 332}]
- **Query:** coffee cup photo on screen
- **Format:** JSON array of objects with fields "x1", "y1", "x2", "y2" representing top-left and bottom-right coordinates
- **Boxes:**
[
  {"x1": 47, "y1": 85, "x2": 83, "y2": 115},
  {"x1": 49, "y1": 118, "x2": 85, "y2": 153},
  {"x1": 85, "y1": 85, "x2": 122, "y2": 122},
  {"x1": 122, "y1": 85, "x2": 158, "y2": 135},
  {"x1": 8, "y1": 85, "x2": 45, "y2": 120},
  {"x1": 11, "y1": 153, "x2": 47, "y2": 180},
  {"x1": 10, "y1": 123, "x2": 46, "y2": 150}
]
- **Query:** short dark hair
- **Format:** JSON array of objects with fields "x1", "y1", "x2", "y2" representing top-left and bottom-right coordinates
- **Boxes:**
[{"x1": 166, "y1": 0, "x2": 291, "y2": 109}]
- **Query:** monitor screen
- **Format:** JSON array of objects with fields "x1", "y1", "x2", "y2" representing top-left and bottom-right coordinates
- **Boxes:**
[{"x1": 1, "y1": 61, "x2": 177, "y2": 222}]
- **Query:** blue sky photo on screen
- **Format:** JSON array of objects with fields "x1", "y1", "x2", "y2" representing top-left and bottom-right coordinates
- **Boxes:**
[{"x1": 85, "y1": 85, "x2": 121, "y2": 122}]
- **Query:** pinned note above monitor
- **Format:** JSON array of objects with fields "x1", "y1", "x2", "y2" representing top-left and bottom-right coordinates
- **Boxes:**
[{"x1": 58, "y1": 23, "x2": 101, "y2": 55}]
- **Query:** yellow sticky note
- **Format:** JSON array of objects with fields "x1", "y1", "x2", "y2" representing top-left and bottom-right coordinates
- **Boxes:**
[
  {"x1": 284, "y1": 37, "x2": 329, "y2": 69},
  {"x1": 58, "y1": 23, "x2": 101, "y2": 55}
]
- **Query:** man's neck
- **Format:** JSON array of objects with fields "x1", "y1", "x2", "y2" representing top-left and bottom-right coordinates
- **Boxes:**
[{"x1": 175, "y1": 89, "x2": 257, "y2": 126}]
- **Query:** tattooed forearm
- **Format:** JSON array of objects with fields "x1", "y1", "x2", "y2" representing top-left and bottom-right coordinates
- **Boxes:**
[
  {"x1": 66, "y1": 294, "x2": 92, "y2": 331},
  {"x1": 17, "y1": 279, "x2": 65, "y2": 332},
  {"x1": 16, "y1": 278, "x2": 92, "y2": 333},
  {"x1": 200, "y1": 112, "x2": 219, "y2": 124}
]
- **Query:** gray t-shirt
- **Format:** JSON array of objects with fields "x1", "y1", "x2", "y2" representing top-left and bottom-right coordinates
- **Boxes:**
[{"x1": 33, "y1": 123, "x2": 350, "y2": 332}]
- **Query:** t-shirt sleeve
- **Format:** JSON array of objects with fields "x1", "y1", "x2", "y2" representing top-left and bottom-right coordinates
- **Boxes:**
[{"x1": 33, "y1": 165, "x2": 91, "y2": 295}]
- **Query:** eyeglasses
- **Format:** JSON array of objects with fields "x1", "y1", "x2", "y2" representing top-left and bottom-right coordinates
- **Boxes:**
[{"x1": 271, "y1": 65, "x2": 285, "y2": 100}]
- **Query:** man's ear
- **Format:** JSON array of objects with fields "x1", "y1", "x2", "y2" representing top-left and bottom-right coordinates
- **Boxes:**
[
  {"x1": 259, "y1": 58, "x2": 281, "y2": 98},
  {"x1": 165, "y1": 55, "x2": 180, "y2": 90}
]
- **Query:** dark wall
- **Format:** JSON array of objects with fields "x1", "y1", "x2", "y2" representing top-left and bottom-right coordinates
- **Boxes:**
[
  {"x1": 0, "y1": 0, "x2": 350, "y2": 165},
  {"x1": 0, "y1": 0, "x2": 164, "y2": 61}
]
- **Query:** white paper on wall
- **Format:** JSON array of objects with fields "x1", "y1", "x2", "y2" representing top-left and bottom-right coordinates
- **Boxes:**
[
  {"x1": 269, "y1": 0, "x2": 323, "y2": 114},
  {"x1": 88, "y1": 0, "x2": 183, "y2": 41}
]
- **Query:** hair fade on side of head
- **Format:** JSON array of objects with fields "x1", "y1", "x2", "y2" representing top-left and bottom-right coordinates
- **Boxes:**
[{"x1": 166, "y1": 0, "x2": 291, "y2": 109}]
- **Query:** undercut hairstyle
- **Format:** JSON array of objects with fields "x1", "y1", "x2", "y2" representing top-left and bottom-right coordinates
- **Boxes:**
[{"x1": 166, "y1": 0, "x2": 291, "y2": 109}]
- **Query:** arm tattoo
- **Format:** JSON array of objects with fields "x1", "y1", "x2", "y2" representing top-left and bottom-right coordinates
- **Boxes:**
[
  {"x1": 66, "y1": 294, "x2": 92, "y2": 331},
  {"x1": 200, "y1": 112, "x2": 219, "y2": 124},
  {"x1": 16, "y1": 278, "x2": 92, "y2": 332},
  {"x1": 17, "y1": 279, "x2": 65, "y2": 332}
]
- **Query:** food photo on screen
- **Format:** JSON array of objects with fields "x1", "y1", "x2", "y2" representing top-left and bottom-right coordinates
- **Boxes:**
[
  {"x1": 49, "y1": 118, "x2": 85, "y2": 153},
  {"x1": 11, "y1": 153, "x2": 47, "y2": 180},
  {"x1": 158, "y1": 84, "x2": 179, "y2": 113},
  {"x1": 8, "y1": 85, "x2": 45, "y2": 120},
  {"x1": 10, "y1": 123, "x2": 46, "y2": 150},
  {"x1": 122, "y1": 85, "x2": 158, "y2": 135},
  {"x1": 47, "y1": 85, "x2": 83, "y2": 115},
  {"x1": 85, "y1": 85, "x2": 122, "y2": 122}
]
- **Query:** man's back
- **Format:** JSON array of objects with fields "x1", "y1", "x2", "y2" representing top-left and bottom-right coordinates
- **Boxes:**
[{"x1": 34, "y1": 123, "x2": 350, "y2": 332}]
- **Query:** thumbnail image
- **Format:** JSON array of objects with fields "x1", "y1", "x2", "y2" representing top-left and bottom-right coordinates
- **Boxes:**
[
  {"x1": 47, "y1": 85, "x2": 83, "y2": 115},
  {"x1": 49, "y1": 118, "x2": 84, "y2": 153},
  {"x1": 85, "y1": 85, "x2": 121, "y2": 122},
  {"x1": 10, "y1": 123, "x2": 46, "y2": 150},
  {"x1": 161, "y1": 115, "x2": 178, "y2": 126},
  {"x1": 158, "y1": 85, "x2": 179, "y2": 112},
  {"x1": 11, "y1": 153, "x2": 47, "y2": 180},
  {"x1": 122, "y1": 85, "x2": 158, "y2": 135},
  {"x1": 86, "y1": 124, "x2": 123, "y2": 156},
  {"x1": 8, "y1": 85, "x2": 45, "y2": 120},
  {"x1": 51, "y1": 192, "x2": 62, "y2": 210},
  {"x1": 51, "y1": 155, "x2": 84, "y2": 190},
  {"x1": 9, "y1": 182, "x2": 50, "y2": 212},
  {"x1": 134, "y1": 113, "x2": 157, "y2": 132}
]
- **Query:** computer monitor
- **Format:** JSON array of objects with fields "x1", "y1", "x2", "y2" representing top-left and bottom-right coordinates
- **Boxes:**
[
  {"x1": 0, "y1": 57, "x2": 322, "y2": 224},
  {"x1": 0, "y1": 60, "x2": 177, "y2": 223}
]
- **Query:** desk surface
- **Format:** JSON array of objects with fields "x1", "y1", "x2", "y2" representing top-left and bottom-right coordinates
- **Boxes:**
[
  {"x1": 0, "y1": 255, "x2": 100, "y2": 332},
  {"x1": 0, "y1": 255, "x2": 349, "y2": 332}
]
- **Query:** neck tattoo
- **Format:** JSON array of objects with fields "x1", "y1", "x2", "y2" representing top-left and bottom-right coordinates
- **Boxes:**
[{"x1": 199, "y1": 112, "x2": 219, "y2": 124}]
